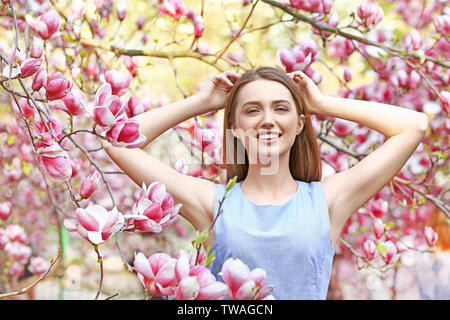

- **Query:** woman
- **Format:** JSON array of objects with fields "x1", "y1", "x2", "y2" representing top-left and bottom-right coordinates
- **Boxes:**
[{"x1": 103, "y1": 66, "x2": 428, "y2": 299}]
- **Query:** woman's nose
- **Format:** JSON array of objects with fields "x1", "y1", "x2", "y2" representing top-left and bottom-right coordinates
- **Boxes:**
[{"x1": 260, "y1": 111, "x2": 276, "y2": 127}]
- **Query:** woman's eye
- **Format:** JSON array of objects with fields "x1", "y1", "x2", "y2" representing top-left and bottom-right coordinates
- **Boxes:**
[{"x1": 246, "y1": 107, "x2": 288, "y2": 113}]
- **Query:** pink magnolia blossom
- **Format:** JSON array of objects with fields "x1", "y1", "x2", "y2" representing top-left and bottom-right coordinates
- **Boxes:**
[
  {"x1": 329, "y1": 37, "x2": 355, "y2": 60},
  {"x1": 70, "y1": 0, "x2": 86, "y2": 21},
  {"x1": 134, "y1": 252, "x2": 178, "y2": 296},
  {"x1": 126, "y1": 96, "x2": 147, "y2": 118},
  {"x1": 25, "y1": 10, "x2": 61, "y2": 40},
  {"x1": 5, "y1": 242, "x2": 32, "y2": 264},
  {"x1": 124, "y1": 56, "x2": 139, "y2": 77},
  {"x1": 104, "y1": 70, "x2": 131, "y2": 96},
  {"x1": 124, "y1": 181, "x2": 182, "y2": 232},
  {"x1": 312, "y1": 12, "x2": 339, "y2": 38},
  {"x1": 343, "y1": 66, "x2": 352, "y2": 82},
  {"x1": 175, "y1": 251, "x2": 228, "y2": 300},
  {"x1": 289, "y1": 0, "x2": 332, "y2": 14},
  {"x1": 357, "y1": 1, "x2": 384, "y2": 28},
  {"x1": 0, "y1": 201, "x2": 12, "y2": 221},
  {"x1": 4, "y1": 224, "x2": 28, "y2": 244},
  {"x1": 9, "y1": 262, "x2": 25, "y2": 277},
  {"x1": 331, "y1": 118, "x2": 353, "y2": 137},
  {"x1": 92, "y1": 86, "x2": 127, "y2": 130},
  {"x1": 221, "y1": 258, "x2": 274, "y2": 300},
  {"x1": 64, "y1": 205, "x2": 124, "y2": 245},
  {"x1": 61, "y1": 88, "x2": 86, "y2": 116},
  {"x1": 136, "y1": 16, "x2": 146, "y2": 30},
  {"x1": 79, "y1": 166, "x2": 100, "y2": 199},
  {"x1": 226, "y1": 50, "x2": 246, "y2": 64},
  {"x1": 16, "y1": 98, "x2": 35, "y2": 119},
  {"x1": 176, "y1": 266, "x2": 228, "y2": 300},
  {"x1": 28, "y1": 256, "x2": 50, "y2": 275},
  {"x1": 409, "y1": 29, "x2": 422, "y2": 51},
  {"x1": 440, "y1": 91, "x2": 449, "y2": 113},
  {"x1": 106, "y1": 118, "x2": 147, "y2": 148},
  {"x1": 424, "y1": 226, "x2": 438, "y2": 247},
  {"x1": 277, "y1": 48, "x2": 296, "y2": 72},
  {"x1": 32, "y1": 68, "x2": 47, "y2": 91},
  {"x1": 367, "y1": 198, "x2": 388, "y2": 218},
  {"x1": 158, "y1": 0, "x2": 186, "y2": 20},
  {"x1": 433, "y1": 15, "x2": 450, "y2": 35},
  {"x1": 194, "y1": 15, "x2": 204, "y2": 38},
  {"x1": 30, "y1": 36, "x2": 44, "y2": 58},
  {"x1": 372, "y1": 218, "x2": 384, "y2": 239},
  {"x1": 33, "y1": 117, "x2": 66, "y2": 148},
  {"x1": 363, "y1": 238, "x2": 377, "y2": 260},
  {"x1": 191, "y1": 128, "x2": 218, "y2": 153},
  {"x1": 44, "y1": 72, "x2": 72, "y2": 101},
  {"x1": 116, "y1": 0, "x2": 127, "y2": 21},
  {"x1": 298, "y1": 38, "x2": 319, "y2": 62},
  {"x1": 0, "y1": 229, "x2": 9, "y2": 250},
  {"x1": 380, "y1": 240, "x2": 397, "y2": 264},
  {"x1": 20, "y1": 58, "x2": 41, "y2": 78},
  {"x1": 408, "y1": 70, "x2": 421, "y2": 90},
  {"x1": 37, "y1": 142, "x2": 72, "y2": 181},
  {"x1": 174, "y1": 157, "x2": 188, "y2": 174}
]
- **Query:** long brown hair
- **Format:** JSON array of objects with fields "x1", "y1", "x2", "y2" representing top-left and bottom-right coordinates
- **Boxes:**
[{"x1": 222, "y1": 67, "x2": 322, "y2": 183}]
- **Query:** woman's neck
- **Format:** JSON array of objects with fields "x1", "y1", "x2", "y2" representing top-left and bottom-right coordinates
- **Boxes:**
[{"x1": 242, "y1": 152, "x2": 297, "y2": 196}]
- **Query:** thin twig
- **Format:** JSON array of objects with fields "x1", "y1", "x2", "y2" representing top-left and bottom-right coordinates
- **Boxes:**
[
  {"x1": 0, "y1": 248, "x2": 62, "y2": 299},
  {"x1": 93, "y1": 245, "x2": 103, "y2": 300},
  {"x1": 260, "y1": 0, "x2": 449, "y2": 69},
  {"x1": 214, "y1": 0, "x2": 260, "y2": 64}
]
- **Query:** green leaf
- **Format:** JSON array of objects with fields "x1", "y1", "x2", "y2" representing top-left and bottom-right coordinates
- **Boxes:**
[
  {"x1": 192, "y1": 229, "x2": 209, "y2": 246},
  {"x1": 419, "y1": 55, "x2": 425, "y2": 64},
  {"x1": 65, "y1": 54, "x2": 74, "y2": 63},
  {"x1": 377, "y1": 243, "x2": 387, "y2": 254},
  {"x1": 22, "y1": 161, "x2": 31, "y2": 176},
  {"x1": 423, "y1": 143, "x2": 430, "y2": 155},
  {"x1": 203, "y1": 247, "x2": 215, "y2": 267},
  {"x1": 7, "y1": 134, "x2": 16, "y2": 145},
  {"x1": 225, "y1": 176, "x2": 237, "y2": 193},
  {"x1": 79, "y1": 48, "x2": 87, "y2": 59}
]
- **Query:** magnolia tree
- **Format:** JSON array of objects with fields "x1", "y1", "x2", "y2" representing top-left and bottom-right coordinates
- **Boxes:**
[{"x1": 0, "y1": 0, "x2": 448, "y2": 300}]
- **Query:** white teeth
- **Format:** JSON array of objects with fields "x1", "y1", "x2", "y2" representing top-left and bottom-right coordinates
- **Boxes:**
[{"x1": 258, "y1": 134, "x2": 279, "y2": 140}]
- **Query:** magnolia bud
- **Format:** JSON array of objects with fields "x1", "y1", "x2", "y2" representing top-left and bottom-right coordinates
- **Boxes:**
[
  {"x1": 80, "y1": 167, "x2": 100, "y2": 199},
  {"x1": 30, "y1": 36, "x2": 44, "y2": 58}
]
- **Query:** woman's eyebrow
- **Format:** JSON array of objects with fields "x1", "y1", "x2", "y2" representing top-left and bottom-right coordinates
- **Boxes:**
[{"x1": 241, "y1": 99, "x2": 292, "y2": 108}]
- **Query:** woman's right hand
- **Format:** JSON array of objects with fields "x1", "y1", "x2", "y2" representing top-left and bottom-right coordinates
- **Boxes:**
[{"x1": 197, "y1": 71, "x2": 241, "y2": 112}]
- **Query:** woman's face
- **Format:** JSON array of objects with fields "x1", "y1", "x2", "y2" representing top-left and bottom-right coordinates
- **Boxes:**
[{"x1": 231, "y1": 79, "x2": 305, "y2": 164}]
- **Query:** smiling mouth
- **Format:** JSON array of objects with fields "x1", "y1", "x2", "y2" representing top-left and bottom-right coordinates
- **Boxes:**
[{"x1": 256, "y1": 132, "x2": 282, "y2": 143}]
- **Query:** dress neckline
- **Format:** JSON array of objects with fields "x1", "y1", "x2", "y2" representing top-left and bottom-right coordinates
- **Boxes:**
[{"x1": 238, "y1": 180, "x2": 300, "y2": 207}]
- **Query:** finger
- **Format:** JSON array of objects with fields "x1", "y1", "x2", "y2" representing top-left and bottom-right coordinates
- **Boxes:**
[
  {"x1": 224, "y1": 71, "x2": 241, "y2": 82},
  {"x1": 290, "y1": 71, "x2": 305, "y2": 80},
  {"x1": 220, "y1": 75, "x2": 234, "y2": 87}
]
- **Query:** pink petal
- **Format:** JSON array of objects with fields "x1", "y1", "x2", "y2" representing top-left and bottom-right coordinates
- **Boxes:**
[
  {"x1": 134, "y1": 252, "x2": 155, "y2": 280},
  {"x1": 176, "y1": 276, "x2": 199, "y2": 300},
  {"x1": 154, "y1": 260, "x2": 177, "y2": 288},
  {"x1": 75, "y1": 208, "x2": 100, "y2": 231},
  {"x1": 221, "y1": 258, "x2": 250, "y2": 295},
  {"x1": 175, "y1": 251, "x2": 190, "y2": 281},
  {"x1": 197, "y1": 281, "x2": 228, "y2": 300},
  {"x1": 234, "y1": 279, "x2": 257, "y2": 300}
]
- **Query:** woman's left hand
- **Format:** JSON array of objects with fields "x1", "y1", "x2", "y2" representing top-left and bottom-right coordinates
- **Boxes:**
[{"x1": 288, "y1": 70, "x2": 325, "y2": 115}]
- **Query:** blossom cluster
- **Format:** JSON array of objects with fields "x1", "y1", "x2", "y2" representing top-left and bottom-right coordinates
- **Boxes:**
[{"x1": 133, "y1": 250, "x2": 275, "y2": 300}]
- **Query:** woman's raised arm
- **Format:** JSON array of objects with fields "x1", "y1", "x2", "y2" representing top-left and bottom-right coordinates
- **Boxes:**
[
  {"x1": 102, "y1": 71, "x2": 240, "y2": 231},
  {"x1": 290, "y1": 70, "x2": 428, "y2": 245}
]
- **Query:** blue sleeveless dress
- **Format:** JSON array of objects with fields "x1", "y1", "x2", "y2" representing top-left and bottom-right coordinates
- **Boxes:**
[{"x1": 208, "y1": 180, "x2": 335, "y2": 300}]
